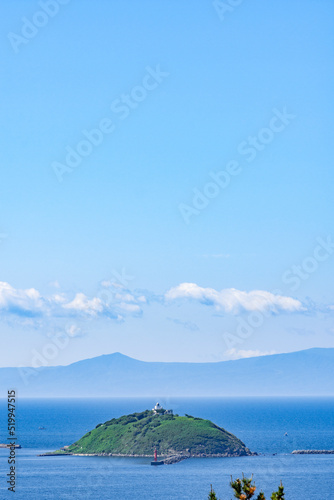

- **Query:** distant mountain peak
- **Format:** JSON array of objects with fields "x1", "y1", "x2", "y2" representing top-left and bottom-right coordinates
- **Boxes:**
[{"x1": 0, "y1": 347, "x2": 333, "y2": 397}]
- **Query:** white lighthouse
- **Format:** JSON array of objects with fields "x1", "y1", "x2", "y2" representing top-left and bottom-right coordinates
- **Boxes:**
[{"x1": 152, "y1": 402, "x2": 173, "y2": 415}]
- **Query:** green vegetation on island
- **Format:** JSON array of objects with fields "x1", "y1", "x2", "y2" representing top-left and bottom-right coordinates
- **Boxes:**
[{"x1": 66, "y1": 409, "x2": 253, "y2": 457}]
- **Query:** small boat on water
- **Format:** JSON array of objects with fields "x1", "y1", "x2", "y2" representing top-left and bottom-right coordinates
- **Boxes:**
[
  {"x1": 38, "y1": 427, "x2": 46, "y2": 430},
  {"x1": 151, "y1": 448, "x2": 164, "y2": 466}
]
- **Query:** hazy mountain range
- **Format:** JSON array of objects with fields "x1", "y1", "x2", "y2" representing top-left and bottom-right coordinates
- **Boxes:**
[{"x1": 1, "y1": 348, "x2": 333, "y2": 397}]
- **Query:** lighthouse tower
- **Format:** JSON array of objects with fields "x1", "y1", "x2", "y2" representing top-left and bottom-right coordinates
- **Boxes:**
[
  {"x1": 152, "y1": 402, "x2": 173, "y2": 415},
  {"x1": 151, "y1": 447, "x2": 163, "y2": 466}
]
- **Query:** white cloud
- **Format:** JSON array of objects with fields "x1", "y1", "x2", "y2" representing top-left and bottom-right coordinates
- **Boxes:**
[
  {"x1": 51, "y1": 293, "x2": 67, "y2": 304},
  {"x1": 118, "y1": 302, "x2": 141, "y2": 313},
  {"x1": 65, "y1": 324, "x2": 82, "y2": 337},
  {"x1": 0, "y1": 281, "x2": 45, "y2": 316},
  {"x1": 114, "y1": 292, "x2": 136, "y2": 302},
  {"x1": 97, "y1": 281, "x2": 146, "y2": 315},
  {"x1": 0, "y1": 280, "x2": 146, "y2": 323},
  {"x1": 226, "y1": 348, "x2": 277, "y2": 360},
  {"x1": 62, "y1": 293, "x2": 104, "y2": 316},
  {"x1": 59, "y1": 282, "x2": 146, "y2": 318},
  {"x1": 165, "y1": 282, "x2": 305, "y2": 314}
]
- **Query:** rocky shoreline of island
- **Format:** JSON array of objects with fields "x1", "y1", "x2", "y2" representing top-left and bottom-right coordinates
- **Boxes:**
[
  {"x1": 37, "y1": 448, "x2": 334, "y2": 462},
  {"x1": 38, "y1": 449, "x2": 256, "y2": 461}
]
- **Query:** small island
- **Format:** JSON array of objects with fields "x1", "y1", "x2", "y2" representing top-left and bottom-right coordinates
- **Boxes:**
[{"x1": 49, "y1": 403, "x2": 255, "y2": 461}]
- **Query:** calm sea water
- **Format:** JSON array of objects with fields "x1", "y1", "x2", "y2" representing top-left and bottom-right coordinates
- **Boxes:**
[{"x1": 0, "y1": 397, "x2": 333, "y2": 499}]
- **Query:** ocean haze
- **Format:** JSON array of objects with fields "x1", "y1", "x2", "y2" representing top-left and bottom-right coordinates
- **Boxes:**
[{"x1": 1, "y1": 347, "x2": 333, "y2": 397}]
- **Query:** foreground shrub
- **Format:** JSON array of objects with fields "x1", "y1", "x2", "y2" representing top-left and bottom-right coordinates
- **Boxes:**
[{"x1": 208, "y1": 475, "x2": 284, "y2": 499}]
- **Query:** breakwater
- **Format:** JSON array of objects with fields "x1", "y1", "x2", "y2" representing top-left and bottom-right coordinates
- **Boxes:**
[
  {"x1": 163, "y1": 454, "x2": 190, "y2": 465},
  {"x1": 292, "y1": 450, "x2": 334, "y2": 454}
]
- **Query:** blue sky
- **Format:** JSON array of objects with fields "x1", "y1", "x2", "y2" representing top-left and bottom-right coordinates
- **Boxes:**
[{"x1": 0, "y1": 0, "x2": 333, "y2": 367}]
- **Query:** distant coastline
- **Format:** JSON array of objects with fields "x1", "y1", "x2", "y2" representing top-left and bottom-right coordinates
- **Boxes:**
[{"x1": 1, "y1": 347, "x2": 333, "y2": 397}]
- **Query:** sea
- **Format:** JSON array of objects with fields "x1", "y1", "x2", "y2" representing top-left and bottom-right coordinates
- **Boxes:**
[{"x1": 0, "y1": 397, "x2": 333, "y2": 499}]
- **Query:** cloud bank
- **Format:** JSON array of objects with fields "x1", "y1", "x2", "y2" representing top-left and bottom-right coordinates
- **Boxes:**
[
  {"x1": 0, "y1": 281, "x2": 144, "y2": 320},
  {"x1": 165, "y1": 282, "x2": 305, "y2": 314},
  {"x1": 0, "y1": 280, "x2": 309, "y2": 326}
]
